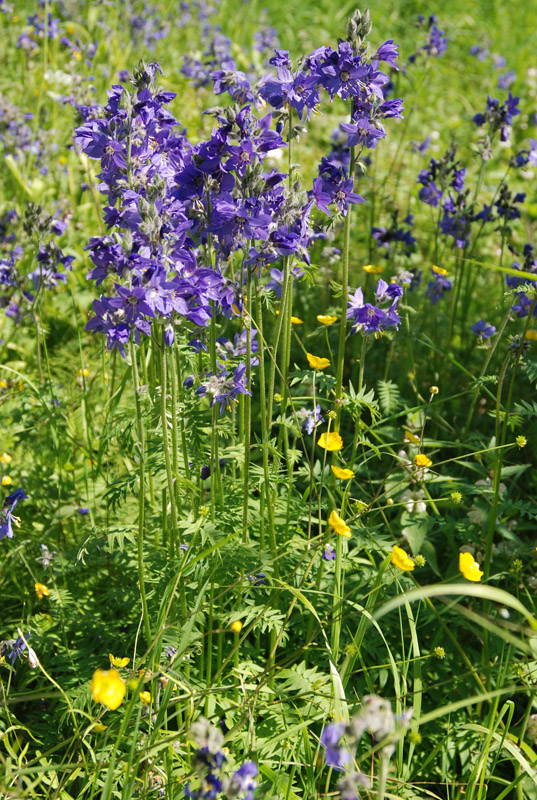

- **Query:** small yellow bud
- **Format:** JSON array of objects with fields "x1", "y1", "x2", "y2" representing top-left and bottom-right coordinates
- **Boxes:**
[
  {"x1": 429, "y1": 385, "x2": 439, "y2": 394},
  {"x1": 414, "y1": 554, "x2": 426, "y2": 567},
  {"x1": 231, "y1": 620, "x2": 243, "y2": 634},
  {"x1": 451, "y1": 491, "x2": 462, "y2": 504},
  {"x1": 387, "y1": 497, "x2": 394, "y2": 505},
  {"x1": 433, "y1": 646, "x2": 446, "y2": 659},
  {"x1": 516, "y1": 435, "x2": 527, "y2": 448}
]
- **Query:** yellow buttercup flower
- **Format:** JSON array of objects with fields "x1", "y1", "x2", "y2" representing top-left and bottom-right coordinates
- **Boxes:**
[
  {"x1": 432, "y1": 265, "x2": 449, "y2": 276},
  {"x1": 331, "y1": 465, "x2": 354, "y2": 480},
  {"x1": 328, "y1": 509, "x2": 351, "y2": 538},
  {"x1": 291, "y1": 316, "x2": 303, "y2": 324},
  {"x1": 525, "y1": 329, "x2": 537, "y2": 341},
  {"x1": 0, "y1": 453, "x2": 12, "y2": 464},
  {"x1": 392, "y1": 545, "x2": 415, "y2": 571},
  {"x1": 307, "y1": 353, "x2": 330, "y2": 370},
  {"x1": 34, "y1": 582, "x2": 50, "y2": 599},
  {"x1": 0, "y1": 380, "x2": 7, "y2": 389},
  {"x1": 318, "y1": 432, "x2": 343, "y2": 451},
  {"x1": 363, "y1": 264, "x2": 384, "y2": 274},
  {"x1": 414, "y1": 454, "x2": 432, "y2": 468},
  {"x1": 459, "y1": 552, "x2": 483, "y2": 582},
  {"x1": 231, "y1": 620, "x2": 243, "y2": 633},
  {"x1": 139, "y1": 691, "x2": 152, "y2": 705},
  {"x1": 317, "y1": 314, "x2": 337, "y2": 325},
  {"x1": 90, "y1": 668, "x2": 126, "y2": 710},
  {"x1": 2, "y1": 476, "x2": 13, "y2": 486},
  {"x1": 109, "y1": 654, "x2": 130, "y2": 668}
]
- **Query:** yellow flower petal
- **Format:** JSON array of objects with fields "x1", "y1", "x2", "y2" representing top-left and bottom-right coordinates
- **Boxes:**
[
  {"x1": 139, "y1": 691, "x2": 152, "y2": 705},
  {"x1": 432, "y1": 265, "x2": 449, "y2": 276},
  {"x1": 231, "y1": 620, "x2": 243, "y2": 633},
  {"x1": 34, "y1": 582, "x2": 50, "y2": 599},
  {"x1": 0, "y1": 453, "x2": 12, "y2": 464},
  {"x1": 317, "y1": 314, "x2": 337, "y2": 325},
  {"x1": 318, "y1": 432, "x2": 343, "y2": 451},
  {"x1": 328, "y1": 509, "x2": 351, "y2": 537},
  {"x1": 291, "y1": 316, "x2": 303, "y2": 324},
  {"x1": 392, "y1": 545, "x2": 415, "y2": 571},
  {"x1": 362, "y1": 264, "x2": 384, "y2": 274},
  {"x1": 307, "y1": 353, "x2": 331, "y2": 370},
  {"x1": 331, "y1": 465, "x2": 354, "y2": 480},
  {"x1": 459, "y1": 552, "x2": 483, "y2": 582},
  {"x1": 90, "y1": 669, "x2": 126, "y2": 710},
  {"x1": 2, "y1": 476, "x2": 13, "y2": 486},
  {"x1": 109, "y1": 654, "x2": 130, "y2": 668},
  {"x1": 414, "y1": 454, "x2": 432, "y2": 468}
]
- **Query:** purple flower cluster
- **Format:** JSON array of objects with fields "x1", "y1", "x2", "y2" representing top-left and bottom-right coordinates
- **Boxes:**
[
  {"x1": 129, "y1": 3, "x2": 169, "y2": 50},
  {"x1": 185, "y1": 717, "x2": 257, "y2": 800},
  {"x1": 408, "y1": 15, "x2": 448, "y2": 63},
  {"x1": 17, "y1": 10, "x2": 62, "y2": 53},
  {"x1": 0, "y1": 94, "x2": 54, "y2": 175},
  {"x1": 347, "y1": 278, "x2": 402, "y2": 335},
  {"x1": 75, "y1": 61, "x2": 319, "y2": 362},
  {"x1": 506, "y1": 244, "x2": 537, "y2": 318},
  {"x1": 426, "y1": 269, "x2": 452, "y2": 305},
  {"x1": 417, "y1": 144, "x2": 465, "y2": 209},
  {"x1": 371, "y1": 211, "x2": 416, "y2": 257},
  {"x1": 473, "y1": 92, "x2": 520, "y2": 142},
  {"x1": 0, "y1": 205, "x2": 72, "y2": 323},
  {"x1": 259, "y1": 25, "x2": 402, "y2": 146}
]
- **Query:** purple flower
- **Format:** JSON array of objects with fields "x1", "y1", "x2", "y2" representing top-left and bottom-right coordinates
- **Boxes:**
[
  {"x1": 229, "y1": 761, "x2": 258, "y2": 800},
  {"x1": 323, "y1": 544, "x2": 336, "y2": 561},
  {"x1": 472, "y1": 320, "x2": 496, "y2": 338},
  {"x1": 320, "y1": 723, "x2": 351, "y2": 770},
  {"x1": 0, "y1": 489, "x2": 28, "y2": 541}
]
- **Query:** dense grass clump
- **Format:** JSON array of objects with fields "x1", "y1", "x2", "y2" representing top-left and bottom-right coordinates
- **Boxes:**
[{"x1": 2, "y1": 1, "x2": 537, "y2": 798}]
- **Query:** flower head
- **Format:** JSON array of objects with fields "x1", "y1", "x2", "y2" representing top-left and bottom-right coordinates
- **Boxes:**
[
  {"x1": 318, "y1": 432, "x2": 343, "y2": 451},
  {"x1": 392, "y1": 545, "x2": 415, "y2": 571},
  {"x1": 331, "y1": 465, "x2": 354, "y2": 480},
  {"x1": 139, "y1": 691, "x2": 152, "y2": 705},
  {"x1": 414, "y1": 454, "x2": 432, "y2": 468},
  {"x1": 231, "y1": 620, "x2": 243, "y2": 633},
  {"x1": 328, "y1": 509, "x2": 351, "y2": 537},
  {"x1": 109, "y1": 654, "x2": 130, "y2": 668},
  {"x1": 459, "y1": 551, "x2": 483, "y2": 582},
  {"x1": 317, "y1": 314, "x2": 337, "y2": 325},
  {"x1": 34, "y1": 582, "x2": 49, "y2": 599},
  {"x1": 90, "y1": 668, "x2": 126, "y2": 710},
  {"x1": 307, "y1": 353, "x2": 330, "y2": 370}
]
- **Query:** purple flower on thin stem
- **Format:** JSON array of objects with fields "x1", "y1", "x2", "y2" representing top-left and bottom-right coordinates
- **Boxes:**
[{"x1": 0, "y1": 488, "x2": 28, "y2": 541}]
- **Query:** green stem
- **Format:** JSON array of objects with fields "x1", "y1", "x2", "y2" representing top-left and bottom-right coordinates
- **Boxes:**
[
  {"x1": 334, "y1": 142, "x2": 356, "y2": 431},
  {"x1": 130, "y1": 342, "x2": 152, "y2": 649},
  {"x1": 160, "y1": 333, "x2": 181, "y2": 555}
]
